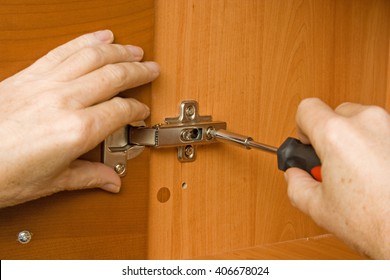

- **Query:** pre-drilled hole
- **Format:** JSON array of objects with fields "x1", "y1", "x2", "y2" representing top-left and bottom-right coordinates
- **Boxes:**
[{"x1": 157, "y1": 187, "x2": 171, "y2": 203}]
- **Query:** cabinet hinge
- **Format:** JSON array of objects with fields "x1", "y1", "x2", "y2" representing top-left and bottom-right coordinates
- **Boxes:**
[{"x1": 103, "y1": 100, "x2": 226, "y2": 176}]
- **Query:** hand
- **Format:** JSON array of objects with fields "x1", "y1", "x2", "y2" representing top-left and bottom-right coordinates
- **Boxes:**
[
  {"x1": 285, "y1": 98, "x2": 390, "y2": 259},
  {"x1": 0, "y1": 30, "x2": 160, "y2": 208}
]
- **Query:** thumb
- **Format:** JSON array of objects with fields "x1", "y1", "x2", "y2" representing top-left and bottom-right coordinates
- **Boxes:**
[
  {"x1": 285, "y1": 167, "x2": 323, "y2": 218},
  {"x1": 55, "y1": 160, "x2": 122, "y2": 193}
]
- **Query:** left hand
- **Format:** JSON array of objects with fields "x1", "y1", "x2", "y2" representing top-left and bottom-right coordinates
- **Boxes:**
[{"x1": 0, "y1": 30, "x2": 160, "y2": 208}]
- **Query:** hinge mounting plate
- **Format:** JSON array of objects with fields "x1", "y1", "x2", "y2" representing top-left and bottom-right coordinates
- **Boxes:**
[{"x1": 103, "y1": 100, "x2": 226, "y2": 176}]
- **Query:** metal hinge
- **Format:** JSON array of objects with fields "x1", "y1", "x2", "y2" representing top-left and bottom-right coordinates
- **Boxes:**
[{"x1": 103, "y1": 100, "x2": 226, "y2": 176}]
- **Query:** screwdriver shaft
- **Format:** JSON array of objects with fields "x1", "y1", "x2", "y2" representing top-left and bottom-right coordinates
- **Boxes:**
[
  {"x1": 247, "y1": 139, "x2": 278, "y2": 154},
  {"x1": 211, "y1": 129, "x2": 278, "y2": 154}
]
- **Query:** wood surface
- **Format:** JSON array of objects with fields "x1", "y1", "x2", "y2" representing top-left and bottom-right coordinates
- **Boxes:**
[
  {"x1": 386, "y1": 42, "x2": 390, "y2": 111},
  {"x1": 0, "y1": 0, "x2": 154, "y2": 259},
  {"x1": 149, "y1": 0, "x2": 390, "y2": 259},
  {"x1": 198, "y1": 235, "x2": 367, "y2": 260},
  {"x1": 0, "y1": 0, "x2": 389, "y2": 260}
]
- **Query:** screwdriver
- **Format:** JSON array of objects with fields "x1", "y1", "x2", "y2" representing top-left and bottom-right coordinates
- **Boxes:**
[{"x1": 208, "y1": 129, "x2": 322, "y2": 181}]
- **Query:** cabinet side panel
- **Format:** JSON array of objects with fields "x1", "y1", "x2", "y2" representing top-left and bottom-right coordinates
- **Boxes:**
[{"x1": 149, "y1": 0, "x2": 390, "y2": 259}]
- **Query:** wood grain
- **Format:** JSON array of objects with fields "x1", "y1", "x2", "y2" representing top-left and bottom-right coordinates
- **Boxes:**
[
  {"x1": 0, "y1": 0, "x2": 154, "y2": 259},
  {"x1": 149, "y1": 0, "x2": 390, "y2": 259},
  {"x1": 197, "y1": 235, "x2": 367, "y2": 260},
  {"x1": 1, "y1": 0, "x2": 389, "y2": 260},
  {"x1": 386, "y1": 42, "x2": 390, "y2": 111}
]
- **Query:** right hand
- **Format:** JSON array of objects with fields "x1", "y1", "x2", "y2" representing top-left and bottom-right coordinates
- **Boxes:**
[{"x1": 285, "y1": 98, "x2": 390, "y2": 259}]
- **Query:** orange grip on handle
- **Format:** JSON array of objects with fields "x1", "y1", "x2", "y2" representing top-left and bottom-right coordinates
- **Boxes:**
[{"x1": 310, "y1": 166, "x2": 322, "y2": 182}]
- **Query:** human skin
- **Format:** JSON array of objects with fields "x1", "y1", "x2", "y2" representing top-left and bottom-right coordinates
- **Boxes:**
[
  {"x1": 285, "y1": 98, "x2": 390, "y2": 259},
  {"x1": 0, "y1": 30, "x2": 160, "y2": 208}
]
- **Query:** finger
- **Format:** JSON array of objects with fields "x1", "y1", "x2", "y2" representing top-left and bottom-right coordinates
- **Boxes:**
[
  {"x1": 52, "y1": 43, "x2": 144, "y2": 81},
  {"x1": 296, "y1": 98, "x2": 336, "y2": 150},
  {"x1": 54, "y1": 160, "x2": 121, "y2": 193},
  {"x1": 335, "y1": 102, "x2": 367, "y2": 117},
  {"x1": 285, "y1": 168, "x2": 323, "y2": 219},
  {"x1": 30, "y1": 30, "x2": 114, "y2": 71},
  {"x1": 69, "y1": 61, "x2": 159, "y2": 107},
  {"x1": 80, "y1": 98, "x2": 150, "y2": 150}
]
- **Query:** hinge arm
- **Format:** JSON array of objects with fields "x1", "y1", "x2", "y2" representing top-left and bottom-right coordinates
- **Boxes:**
[{"x1": 103, "y1": 100, "x2": 226, "y2": 176}]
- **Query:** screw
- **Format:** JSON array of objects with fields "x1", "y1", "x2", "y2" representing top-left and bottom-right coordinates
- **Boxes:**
[
  {"x1": 114, "y1": 163, "x2": 126, "y2": 175},
  {"x1": 184, "y1": 145, "x2": 194, "y2": 159},
  {"x1": 17, "y1": 230, "x2": 32, "y2": 244},
  {"x1": 181, "y1": 128, "x2": 200, "y2": 141},
  {"x1": 185, "y1": 105, "x2": 196, "y2": 119},
  {"x1": 181, "y1": 130, "x2": 193, "y2": 141},
  {"x1": 206, "y1": 127, "x2": 215, "y2": 140}
]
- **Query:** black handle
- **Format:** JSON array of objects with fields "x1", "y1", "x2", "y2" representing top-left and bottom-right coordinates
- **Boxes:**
[{"x1": 277, "y1": 137, "x2": 322, "y2": 181}]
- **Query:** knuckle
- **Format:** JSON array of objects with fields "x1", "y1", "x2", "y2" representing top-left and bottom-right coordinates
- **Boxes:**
[
  {"x1": 44, "y1": 48, "x2": 66, "y2": 63},
  {"x1": 63, "y1": 114, "x2": 94, "y2": 148},
  {"x1": 335, "y1": 102, "x2": 352, "y2": 111},
  {"x1": 113, "y1": 44, "x2": 129, "y2": 58},
  {"x1": 298, "y1": 97, "x2": 321, "y2": 110},
  {"x1": 355, "y1": 106, "x2": 390, "y2": 136},
  {"x1": 358, "y1": 106, "x2": 389, "y2": 122},
  {"x1": 80, "y1": 46, "x2": 106, "y2": 64},
  {"x1": 104, "y1": 64, "x2": 128, "y2": 87},
  {"x1": 107, "y1": 63, "x2": 128, "y2": 80},
  {"x1": 133, "y1": 62, "x2": 151, "y2": 77},
  {"x1": 86, "y1": 44, "x2": 129, "y2": 63},
  {"x1": 296, "y1": 98, "x2": 321, "y2": 122},
  {"x1": 322, "y1": 116, "x2": 348, "y2": 145},
  {"x1": 129, "y1": 62, "x2": 156, "y2": 85},
  {"x1": 110, "y1": 97, "x2": 146, "y2": 123},
  {"x1": 111, "y1": 97, "x2": 132, "y2": 116}
]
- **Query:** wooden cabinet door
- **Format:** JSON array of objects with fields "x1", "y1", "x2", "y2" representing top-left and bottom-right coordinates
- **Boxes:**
[
  {"x1": 147, "y1": 0, "x2": 389, "y2": 259},
  {"x1": 0, "y1": 0, "x2": 154, "y2": 259}
]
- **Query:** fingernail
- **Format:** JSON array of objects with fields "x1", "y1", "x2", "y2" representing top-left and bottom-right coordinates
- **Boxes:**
[
  {"x1": 94, "y1": 30, "x2": 114, "y2": 42},
  {"x1": 143, "y1": 61, "x2": 160, "y2": 76},
  {"x1": 101, "y1": 183, "x2": 120, "y2": 193},
  {"x1": 126, "y1": 45, "x2": 144, "y2": 59}
]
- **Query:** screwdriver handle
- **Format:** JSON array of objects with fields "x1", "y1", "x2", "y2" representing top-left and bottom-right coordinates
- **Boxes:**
[{"x1": 277, "y1": 137, "x2": 322, "y2": 181}]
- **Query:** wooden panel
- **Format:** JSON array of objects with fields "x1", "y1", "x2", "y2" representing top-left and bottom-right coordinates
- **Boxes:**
[
  {"x1": 0, "y1": 153, "x2": 150, "y2": 259},
  {"x1": 0, "y1": 0, "x2": 154, "y2": 259},
  {"x1": 386, "y1": 43, "x2": 390, "y2": 111},
  {"x1": 1, "y1": 0, "x2": 388, "y2": 260},
  {"x1": 197, "y1": 235, "x2": 367, "y2": 260},
  {"x1": 149, "y1": 0, "x2": 390, "y2": 259}
]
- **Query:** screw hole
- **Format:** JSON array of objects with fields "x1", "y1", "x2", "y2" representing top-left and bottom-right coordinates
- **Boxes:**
[
  {"x1": 181, "y1": 182, "x2": 188, "y2": 190},
  {"x1": 157, "y1": 187, "x2": 171, "y2": 203}
]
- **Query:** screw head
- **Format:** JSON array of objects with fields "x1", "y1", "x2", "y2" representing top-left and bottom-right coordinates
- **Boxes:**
[
  {"x1": 185, "y1": 105, "x2": 196, "y2": 119},
  {"x1": 206, "y1": 127, "x2": 215, "y2": 140},
  {"x1": 184, "y1": 145, "x2": 195, "y2": 159},
  {"x1": 17, "y1": 230, "x2": 32, "y2": 244},
  {"x1": 114, "y1": 163, "x2": 126, "y2": 175}
]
